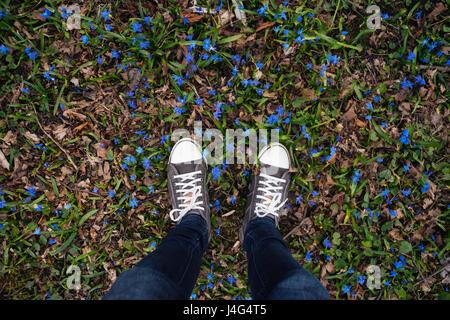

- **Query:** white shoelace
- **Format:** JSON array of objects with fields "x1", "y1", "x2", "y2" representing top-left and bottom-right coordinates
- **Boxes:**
[
  {"x1": 169, "y1": 170, "x2": 204, "y2": 222},
  {"x1": 254, "y1": 173, "x2": 287, "y2": 218}
]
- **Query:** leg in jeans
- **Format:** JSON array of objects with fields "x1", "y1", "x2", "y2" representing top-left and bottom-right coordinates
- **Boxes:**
[
  {"x1": 103, "y1": 214, "x2": 208, "y2": 300},
  {"x1": 243, "y1": 217, "x2": 330, "y2": 300}
]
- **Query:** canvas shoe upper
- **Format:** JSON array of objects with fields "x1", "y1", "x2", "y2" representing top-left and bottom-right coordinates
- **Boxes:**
[
  {"x1": 167, "y1": 138, "x2": 211, "y2": 242},
  {"x1": 239, "y1": 143, "x2": 291, "y2": 243}
]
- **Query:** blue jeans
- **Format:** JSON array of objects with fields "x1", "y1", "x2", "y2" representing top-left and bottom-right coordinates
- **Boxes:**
[{"x1": 103, "y1": 214, "x2": 329, "y2": 300}]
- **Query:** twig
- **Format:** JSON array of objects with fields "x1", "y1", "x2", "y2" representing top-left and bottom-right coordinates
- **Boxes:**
[
  {"x1": 406, "y1": 253, "x2": 430, "y2": 288},
  {"x1": 60, "y1": 182, "x2": 102, "y2": 197},
  {"x1": 32, "y1": 105, "x2": 78, "y2": 171},
  {"x1": 283, "y1": 217, "x2": 309, "y2": 240},
  {"x1": 413, "y1": 263, "x2": 450, "y2": 287},
  {"x1": 418, "y1": 65, "x2": 450, "y2": 72}
]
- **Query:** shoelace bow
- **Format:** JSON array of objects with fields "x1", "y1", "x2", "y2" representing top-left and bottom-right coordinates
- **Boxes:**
[
  {"x1": 255, "y1": 173, "x2": 287, "y2": 218},
  {"x1": 169, "y1": 170, "x2": 204, "y2": 222}
]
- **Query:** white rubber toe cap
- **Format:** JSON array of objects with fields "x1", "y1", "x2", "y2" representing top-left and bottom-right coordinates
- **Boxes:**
[
  {"x1": 169, "y1": 138, "x2": 203, "y2": 164},
  {"x1": 258, "y1": 143, "x2": 290, "y2": 169}
]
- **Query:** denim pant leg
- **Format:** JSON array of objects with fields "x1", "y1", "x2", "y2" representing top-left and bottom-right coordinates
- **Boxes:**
[
  {"x1": 243, "y1": 217, "x2": 330, "y2": 300},
  {"x1": 103, "y1": 214, "x2": 209, "y2": 300}
]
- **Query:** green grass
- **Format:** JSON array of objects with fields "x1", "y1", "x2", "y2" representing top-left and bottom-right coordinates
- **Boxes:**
[{"x1": 0, "y1": 0, "x2": 448, "y2": 300}]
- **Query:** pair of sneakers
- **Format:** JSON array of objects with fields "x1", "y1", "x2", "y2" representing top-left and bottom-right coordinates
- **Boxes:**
[{"x1": 167, "y1": 138, "x2": 291, "y2": 243}]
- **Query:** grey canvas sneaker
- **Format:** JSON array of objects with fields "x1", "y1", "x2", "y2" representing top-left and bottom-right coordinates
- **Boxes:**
[
  {"x1": 167, "y1": 138, "x2": 211, "y2": 242},
  {"x1": 239, "y1": 142, "x2": 292, "y2": 243}
]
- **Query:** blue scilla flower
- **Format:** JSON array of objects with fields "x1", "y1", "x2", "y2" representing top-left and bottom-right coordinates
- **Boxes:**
[
  {"x1": 399, "y1": 129, "x2": 410, "y2": 145},
  {"x1": 41, "y1": 8, "x2": 52, "y2": 20},
  {"x1": 0, "y1": 44, "x2": 10, "y2": 54}
]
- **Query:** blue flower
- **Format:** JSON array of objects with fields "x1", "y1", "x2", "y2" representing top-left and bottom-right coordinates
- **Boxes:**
[
  {"x1": 381, "y1": 187, "x2": 390, "y2": 199},
  {"x1": 305, "y1": 252, "x2": 312, "y2": 262},
  {"x1": 394, "y1": 259, "x2": 404, "y2": 269},
  {"x1": 41, "y1": 8, "x2": 52, "y2": 20},
  {"x1": 140, "y1": 40, "x2": 150, "y2": 49},
  {"x1": 400, "y1": 78, "x2": 413, "y2": 89},
  {"x1": 323, "y1": 238, "x2": 331, "y2": 248},
  {"x1": 144, "y1": 16, "x2": 152, "y2": 24},
  {"x1": 100, "y1": 9, "x2": 111, "y2": 21},
  {"x1": 257, "y1": 4, "x2": 268, "y2": 16},
  {"x1": 212, "y1": 166, "x2": 221, "y2": 180},
  {"x1": 129, "y1": 197, "x2": 139, "y2": 208},
  {"x1": 301, "y1": 125, "x2": 311, "y2": 140},
  {"x1": 142, "y1": 157, "x2": 151, "y2": 170},
  {"x1": 81, "y1": 35, "x2": 89, "y2": 45},
  {"x1": 342, "y1": 285, "x2": 351, "y2": 295},
  {"x1": 185, "y1": 52, "x2": 194, "y2": 63},
  {"x1": 401, "y1": 189, "x2": 411, "y2": 196},
  {"x1": 351, "y1": 170, "x2": 361, "y2": 184},
  {"x1": 327, "y1": 53, "x2": 340, "y2": 65},
  {"x1": 403, "y1": 161, "x2": 409, "y2": 172},
  {"x1": 172, "y1": 74, "x2": 184, "y2": 86},
  {"x1": 0, "y1": 44, "x2": 10, "y2": 54},
  {"x1": 421, "y1": 182, "x2": 430, "y2": 193},
  {"x1": 415, "y1": 75, "x2": 426, "y2": 85},
  {"x1": 26, "y1": 186, "x2": 37, "y2": 197},
  {"x1": 194, "y1": 97, "x2": 203, "y2": 105},
  {"x1": 227, "y1": 275, "x2": 236, "y2": 284},
  {"x1": 25, "y1": 47, "x2": 39, "y2": 60},
  {"x1": 131, "y1": 21, "x2": 142, "y2": 33},
  {"x1": 33, "y1": 227, "x2": 41, "y2": 235},
  {"x1": 108, "y1": 190, "x2": 116, "y2": 198},
  {"x1": 407, "y1": 51, "x2": 415, "y2": 62},
  {"x1": 399, "y1": 129, "x2": 410, "y2": 145}
]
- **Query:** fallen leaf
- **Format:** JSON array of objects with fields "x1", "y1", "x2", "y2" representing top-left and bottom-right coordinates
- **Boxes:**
[
  {"x1": 181, "y1": 12, "x2": 203, "y2": 23},
  {"x1": 256, "y1": 21, "x2": 275, "y2": 32},
  {"x1": 93, "y1": 143, "x2": 107, "y2": 159},
  {"x1": 427, "y1": 3, "x2": 446, "y2": 21},
  {"x1": 54, "y1": 125, "x2": 68, "y2": 141},
  {"x1": 73, "y1": 122, "x2": 89, "y2": 135},
  {"x1": 2, "y1": 131, "x2": 17, "y2": 145},
  {"x1": 355, "y1": 118, "x2": 365, "y2": 128},
  {"x1": 0, "y1": 149, "x2": 10, "y2": 170},
  {"x1": 23, "y1": 131, "x2": 40, "y2": 144},
  {"x1": 63, "y1": 109, "x2": 87, "y2": 121}
]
